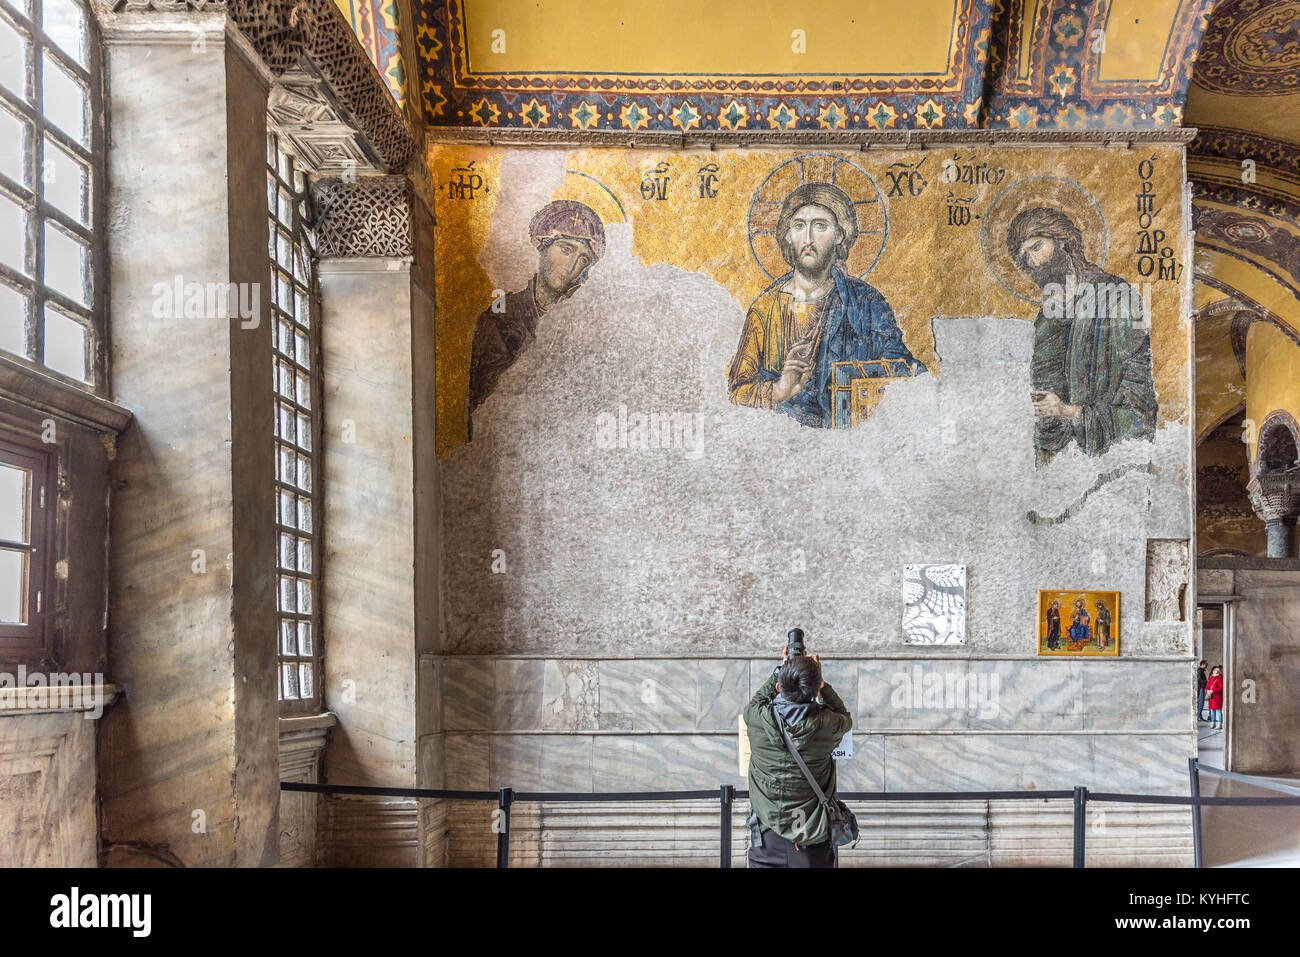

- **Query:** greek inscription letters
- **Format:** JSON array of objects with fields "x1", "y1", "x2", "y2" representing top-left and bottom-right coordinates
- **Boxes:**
[
  {"x1": 945, "y1": 191, "x2": 974, "y2": 227},
  {"x1": 1135, "y1": 157, "x2": 1180, "y2": 281},
  {"x1": 641, "y1": 161, "x2": 671, "y2": 201},
  {"x1": 448, "y1": 160, "x2": 485, "y2": 201},
  {"x1": 940, "y1": 154, "x2": 1007, "y2": 186},
  {"x1": 698, "y1": 163, "x2": 720, "y2": 199},
  {"x1": 885, "y1": 158, "x2": 928, "y2": 198}
]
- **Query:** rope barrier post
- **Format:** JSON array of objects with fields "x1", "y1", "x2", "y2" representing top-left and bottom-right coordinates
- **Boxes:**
[
  {"x1": 496, "y1": 786, "x2": 513, "y2": 869},
  {"x1": 719, "y1": 784, "x2": 734, "y2": 868},
  {"x1": 1188, "y1": 757, "x2": 1203, "y2": 869},
  {"x1": 1072, "y1": 786, "x2": 1087, "y2": 868}
]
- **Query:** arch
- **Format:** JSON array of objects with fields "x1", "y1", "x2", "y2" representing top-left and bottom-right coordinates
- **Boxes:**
[
  {"x1": 1197, "y1": 401, "x2": 1247, "y2": 446},
  {"x1": 1257, "y1": 410, "x2": 1300, "y2": 474}
]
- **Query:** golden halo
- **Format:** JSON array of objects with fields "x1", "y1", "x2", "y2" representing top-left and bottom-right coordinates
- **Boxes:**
[
  {"x1": 747, "y1": 153, "x2": 888, "y2": 282},
  {"x1": 553, "y1": 169, "x2": 626, "y2": 224},
  {"x1": 980, "y1": 177, "x2": 1109, "y2": 304}
]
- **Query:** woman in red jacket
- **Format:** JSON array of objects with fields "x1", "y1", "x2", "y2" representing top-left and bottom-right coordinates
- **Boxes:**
[{"x1": 1206, "y1": 665, "x2": 1225, "y2": 730}]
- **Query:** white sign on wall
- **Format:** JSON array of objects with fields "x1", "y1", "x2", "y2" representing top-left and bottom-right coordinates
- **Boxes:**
[
  {"x1": 903, "y1": 563, "x2": 967, "y2": 644},
  {"x1": 832, "y1": 729, "x2": 853, "y2": 761}
]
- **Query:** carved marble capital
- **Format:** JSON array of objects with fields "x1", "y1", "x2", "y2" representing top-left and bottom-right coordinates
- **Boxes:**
[
  {"x1": 311, "y1": 176, "x2": 413, "y2": 258},
  {"x1": 1245, "y1": 472, "x2": 1300, "y2": 524}
]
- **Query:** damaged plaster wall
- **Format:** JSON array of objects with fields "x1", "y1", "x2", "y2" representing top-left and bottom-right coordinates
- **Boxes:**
[{"x1": 435, "y1": 142, "x2": 1196, "y2": 864}]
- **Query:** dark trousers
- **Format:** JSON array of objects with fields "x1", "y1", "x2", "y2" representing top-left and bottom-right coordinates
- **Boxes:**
[{"x1": 747, "y1": 827, "x2": 836, "y2": 868}]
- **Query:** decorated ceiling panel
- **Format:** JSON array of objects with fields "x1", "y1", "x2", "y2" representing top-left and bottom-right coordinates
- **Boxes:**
[
  {"x1": 410, "y1": 0, "x2": 1211, "y2": 132},
  {"x1": 1185, "y1": 0, "x2": 1300, "y2": 145},
  {"x1": 415, "y1": 0, "x2": 991, "y2": 131},
  {"x1": 1189, "y1": 127, "x2": 1300, "y2": 207},
  {"x1": 1194, "y1": 190, "x2": 1300, "y2": 321},
  {"x1": 983, "y1": 0, "x2": 1213, "y2": 129}
]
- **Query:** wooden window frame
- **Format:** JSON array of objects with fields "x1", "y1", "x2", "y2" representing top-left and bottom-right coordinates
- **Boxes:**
[
  {"x1": 0, "y1": 433, "x2": 56, "y2": 656},
  {"x1": 267, "y1": 130, "x2": 324, "y2": 715},
  {"x1": 0, "y1": 0, "x2": 107, "y2": 392}
]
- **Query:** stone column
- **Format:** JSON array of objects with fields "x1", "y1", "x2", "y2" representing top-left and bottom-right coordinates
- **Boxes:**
[
  {"x1": 1246, "y1": 473, "x2": 1300, "y2": 558},
  {"x1": 312, "y1": 176, "x2": 440, "y2": 865},
  {"x1": 98, "y1": 13, "x2": 280, "y2": 866}
]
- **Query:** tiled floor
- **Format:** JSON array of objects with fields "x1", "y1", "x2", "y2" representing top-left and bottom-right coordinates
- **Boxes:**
[{"x1": 1196, "y1": 716, "x2": 1300, "y2": 868}]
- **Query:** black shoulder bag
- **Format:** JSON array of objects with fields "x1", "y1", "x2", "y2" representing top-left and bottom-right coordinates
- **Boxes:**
[{"x1": 770, "y1": 704, "x2": 860, "y2": 848}]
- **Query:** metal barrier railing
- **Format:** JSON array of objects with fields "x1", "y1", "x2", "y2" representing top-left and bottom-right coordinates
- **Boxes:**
[
  {"x1": 281, "y1": 758, "x2": 1300, "y2": 868},
  {"x1": 1188, "y1": 757, "x2": 1300, "y2": 869}
]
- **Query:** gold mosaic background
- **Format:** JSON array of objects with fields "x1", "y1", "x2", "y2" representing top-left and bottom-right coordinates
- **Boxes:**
[{"x1": 432, "y1": 144, "x2": 1189, "y2": 457}]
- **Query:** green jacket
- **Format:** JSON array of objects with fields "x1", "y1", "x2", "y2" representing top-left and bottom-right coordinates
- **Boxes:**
[{"x1": 744, "y1": 669, "x2": 852, "y2": 845}]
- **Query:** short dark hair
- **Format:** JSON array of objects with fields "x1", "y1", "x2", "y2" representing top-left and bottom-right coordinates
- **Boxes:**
[
  {"x1": 778, "y1": 656, "x2": 822, "y2": 704},
  {"x1": 1200, "y1": 660, "x2": 1208, "y2": 666}
]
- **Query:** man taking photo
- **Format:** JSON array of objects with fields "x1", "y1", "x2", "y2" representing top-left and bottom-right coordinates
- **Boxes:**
[{"x1": 744, "y1": 630, "x2": 853, "y2": 867}]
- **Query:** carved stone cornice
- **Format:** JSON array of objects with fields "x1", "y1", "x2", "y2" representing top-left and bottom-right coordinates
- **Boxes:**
[
  {"x1": 1245, "y1": 472, "x2": 1300, "y2": 524},
  {"x1": 311, "y1": 176, "x2": 413, "y2": 258},
  {"x1": 269, "y1": 74, "x2": 384, "y2": 177},
  {"x1": 95, "y1": 0, "x2": 413, "y2": 174}
]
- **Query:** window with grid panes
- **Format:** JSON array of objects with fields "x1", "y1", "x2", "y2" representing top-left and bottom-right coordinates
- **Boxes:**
[
  {"x1": 0, "y1": 0, "x2": 102, "y2": 388},
  {"x1": 0, "y1": 434, "x2": 55, "y2": 654},
  {"x1": 268, "y1": 132, "x2": 323, "y2": 712}
]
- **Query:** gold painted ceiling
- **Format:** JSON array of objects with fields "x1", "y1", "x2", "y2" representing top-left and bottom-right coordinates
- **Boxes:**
[{"x1": 407, "y1": 0, "x2": 1214, "y2": 131}]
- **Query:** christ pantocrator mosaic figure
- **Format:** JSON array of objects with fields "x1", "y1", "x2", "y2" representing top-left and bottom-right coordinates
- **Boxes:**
[{"x1": 727, "y1": 182, "x2": 924, "y2": 429}]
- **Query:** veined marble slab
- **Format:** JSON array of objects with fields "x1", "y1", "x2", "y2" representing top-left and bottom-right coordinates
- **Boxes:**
[
  {"x1": 442, "y1": 656, "x2": 1191, "y2": 735},
  {"x1": 882, "y1": 732, "x2": 1192, "y2": 794}
]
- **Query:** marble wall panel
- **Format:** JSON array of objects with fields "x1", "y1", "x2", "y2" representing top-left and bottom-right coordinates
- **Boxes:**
[
  {"x1": 859, "y1": 659, "x2": 981, "y2": 731},
  {"x1": 442, "y1": 659, "x2": 495, "y2": 731},
  {"x1": 541, "y1": 661, "x2": 599, "y2": 730},
  {"x1": 419, "y1": 798, "x2": 449, "y2": 868},
  {"x1": 592, "y1": 735, "x2": 742, "y2": 790},
  {"x1": 418, "y1": 657, "x2": 443, "y2": 735},
  {"x1": 821, "y1": 735, "x2": 886, "y2": 792},
  {"x1": 492, "y1": 658, "x2": 543, "y2": 730},
  {"x1": 883, "y1": 733, "x2": 1192, "y2": 794},
  {"x1": 1079, "y1": 660, "x2": 1190, "y2": 732},
  {"x1": 748, "y1": 659, "x2": 777, "y2": 697},
  {"x1": 418, "y1": 733, "x2": 445, "y2": 789},
  {"x1": 490, "y1": 735, "x2": 594, "y2": 792},
  {"x1": 444, "y1": 733, "x2": 490, "y2": 790},
  {"x1": 989, "y1": 801, "x2": 1192, "y2": 867},
  {"x1": 841, "y1": 801, "x2": 992, "y2": 867},
  {"x1": 597, "y1": 660, "x2": 697, "y2": 732},
  {"x1": 697, "y1": 660, "x2": 750, "y2": 731}
]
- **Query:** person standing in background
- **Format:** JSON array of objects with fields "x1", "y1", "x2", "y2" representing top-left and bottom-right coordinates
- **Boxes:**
[
  {"x1": 1206, "y1": 665, "x2": 1224, "y2": 730},
  {"x1": 1196, "y1": 660, "x2": 1208, "y2": 722}
]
